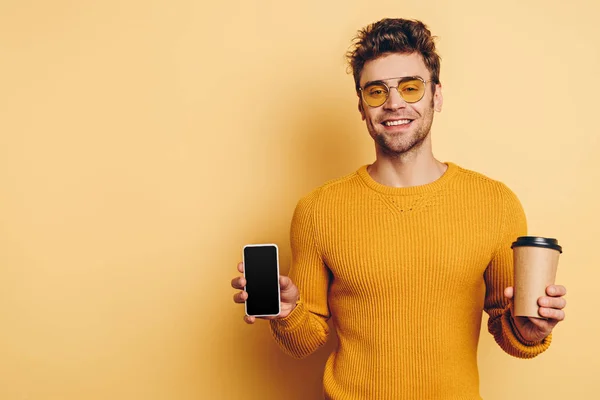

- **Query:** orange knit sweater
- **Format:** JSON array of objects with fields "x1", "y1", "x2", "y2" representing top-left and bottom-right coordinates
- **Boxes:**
[{"x1": 270, "y1": 162, "x2": 551, "y2": 400}]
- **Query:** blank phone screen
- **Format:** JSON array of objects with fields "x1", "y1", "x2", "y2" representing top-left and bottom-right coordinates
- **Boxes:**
[{"x1": 244, "y1": 245, "x2": 280, "y2": 316}]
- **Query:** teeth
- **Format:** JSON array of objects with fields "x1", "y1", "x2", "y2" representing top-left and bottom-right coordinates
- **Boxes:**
[{"x1": 384, "y1": 119, "x2": 411, "y2": 126}]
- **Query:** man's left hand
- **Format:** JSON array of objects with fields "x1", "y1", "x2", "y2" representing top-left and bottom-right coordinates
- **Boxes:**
[{"x1": 504, "y1": 285, "x2": 567, "y2": 343}]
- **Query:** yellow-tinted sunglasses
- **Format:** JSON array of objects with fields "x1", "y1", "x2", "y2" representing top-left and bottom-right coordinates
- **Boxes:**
[{"x1": 359, "y1": 76, "x2": 432, "y2": 107}]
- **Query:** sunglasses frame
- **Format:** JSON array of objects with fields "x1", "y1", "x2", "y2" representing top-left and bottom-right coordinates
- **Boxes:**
[{"x1": 359, "y1": 76, "x2": 432, "y2": 108}]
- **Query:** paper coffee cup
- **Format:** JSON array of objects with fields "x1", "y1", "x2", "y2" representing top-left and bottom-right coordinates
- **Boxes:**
[{"x1": 511, "y1": 236, "x2": 562, "y2": 319}]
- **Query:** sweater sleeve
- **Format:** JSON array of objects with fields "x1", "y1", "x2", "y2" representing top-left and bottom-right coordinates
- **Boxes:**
[
  {"x1": 269, "y1": 191, "x2": 331, "y2": 359},
  {"x1": 483, "y1": 183, "x2": 552, "y2": 358}
]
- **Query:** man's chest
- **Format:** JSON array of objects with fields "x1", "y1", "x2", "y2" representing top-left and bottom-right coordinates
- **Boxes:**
[{"x1": 315, "y1": 198, "x2": 499, "y2": 296}]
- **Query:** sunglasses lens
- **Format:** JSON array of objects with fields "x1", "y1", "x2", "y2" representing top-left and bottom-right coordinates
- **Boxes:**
[
  {"x1": 399, "y1": 79, "x2": 425, "y2": 103},
  {"x1": 363, "y1": 83, "x2": 389, "y2": 107}
]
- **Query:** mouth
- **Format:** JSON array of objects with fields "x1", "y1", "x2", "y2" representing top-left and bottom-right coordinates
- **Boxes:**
[{"x1": 381, "y1": 118, "x2": 414, "y2": 129}]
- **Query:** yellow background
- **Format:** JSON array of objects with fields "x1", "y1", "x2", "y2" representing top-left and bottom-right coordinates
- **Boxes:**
[{"x1": 1, "y1": 0, "x2": 598, "y2": 399}]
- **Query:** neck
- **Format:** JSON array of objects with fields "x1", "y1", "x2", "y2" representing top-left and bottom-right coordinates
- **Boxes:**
[{"x1": 368, "y1": 136, "x2": 447, "y2": 188}]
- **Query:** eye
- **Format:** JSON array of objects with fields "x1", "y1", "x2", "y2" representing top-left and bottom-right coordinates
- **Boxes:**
[{"x1": 366, "y1": 85, "x2": 388, "y2": 97}]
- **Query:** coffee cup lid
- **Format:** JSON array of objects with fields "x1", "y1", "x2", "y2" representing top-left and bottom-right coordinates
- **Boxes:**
[{"x1": 511, "y1": 236, "x2": 562, "y2": 253}]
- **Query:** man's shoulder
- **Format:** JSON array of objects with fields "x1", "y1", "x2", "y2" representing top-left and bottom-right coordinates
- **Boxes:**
[
  {"x1": 451, "y1": 163, "x2": 523, "y2": 210},
  {"x1": 296, "y1": 167, "x2": 364, "y2": 207},
  {"x1": 453, "y1": 163, "x2": 516, "y2": 194}
]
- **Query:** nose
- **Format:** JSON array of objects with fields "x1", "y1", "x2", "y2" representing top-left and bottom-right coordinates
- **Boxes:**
[{"x1": 383, "y1": 87, "x2": 407, "y2": 110}]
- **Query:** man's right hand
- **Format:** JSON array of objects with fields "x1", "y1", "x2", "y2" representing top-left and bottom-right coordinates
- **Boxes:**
[{"x1": 231, "y1": 262, "x2": 300, "y2": 324}]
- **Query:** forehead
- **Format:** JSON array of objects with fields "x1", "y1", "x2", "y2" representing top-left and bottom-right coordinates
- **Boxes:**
[{"x1": 360, "y1": 52, "x2": 429, "y2": 85}]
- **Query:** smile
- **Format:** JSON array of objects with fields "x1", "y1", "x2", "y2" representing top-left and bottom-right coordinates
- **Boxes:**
[{"x1": 383, "y1": 119, "x2": 412, "y2": 126}]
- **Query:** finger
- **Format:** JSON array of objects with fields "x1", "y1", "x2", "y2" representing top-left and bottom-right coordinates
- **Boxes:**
[
  {"x1": 547, "y1": 285, "x2": 567, "y2": 297},
  {"x1": 538, "y1": 307, "x2": 565, "y2": 321},
  {"x1": 231, "y1": 276, "x2": 246, "y2": 290},
  {"x1": 244, "y1": 315, "x2": 256, "y2": 324},
  {"x1": 237, "y1": 262, "x2": 244, "y2": 274},
  {"x1": 233, "y1": 291, "x2": 247, "y2": 304},
  {"x1": 280, "y1": 275, "x2": 292, "y2": 290},
  {"x1": 538, "y1": 296, "x2": 567, "y2": 310},
  {"x1": 504, "y1": 287, "x2": 514, "y2": 299},
  {"x1": 279, "y1": 276, "x2": 300, "y2": 304}
]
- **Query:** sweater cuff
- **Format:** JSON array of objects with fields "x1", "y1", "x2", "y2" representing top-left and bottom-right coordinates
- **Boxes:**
[
  {"x1": 270, "y1": 298, "x2": 308, "y2": 332},
  {"x1": 501, "y1": 306, "x2": 552, "y2": 357}
]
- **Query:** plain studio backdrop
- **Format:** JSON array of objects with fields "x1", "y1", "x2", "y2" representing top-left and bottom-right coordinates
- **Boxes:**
[{"x1": 1, "y1": 1, "x2": 598, "y2": 399}]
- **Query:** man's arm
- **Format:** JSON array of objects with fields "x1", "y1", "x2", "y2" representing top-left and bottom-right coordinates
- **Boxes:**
[
  {"x1": 483, "y1": 183, "x2": 552, "y2": 358},
  {"x1": 269, "y1": 191, "x2": 331, "y2": 359}
]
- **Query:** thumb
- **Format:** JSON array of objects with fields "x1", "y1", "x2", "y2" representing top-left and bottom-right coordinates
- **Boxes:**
[
  {"x1": 280, "y1": 275, "x2": 295, "y2": 291},
  {"x1": 279, "y1": 275, "x2": 299, "y2": 303},
  {"x1": 504, "y1": 286, "x2": 514, "y2": 299}
]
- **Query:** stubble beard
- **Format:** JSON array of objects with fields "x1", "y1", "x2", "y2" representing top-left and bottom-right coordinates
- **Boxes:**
[{"x1": 368, "y1": 106, "x2": 435, "y2": 158}]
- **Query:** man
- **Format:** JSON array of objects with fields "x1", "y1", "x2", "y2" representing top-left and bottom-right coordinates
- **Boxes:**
[{"x1": 231, "y1": 18, "x2": 567, "y2": 399}]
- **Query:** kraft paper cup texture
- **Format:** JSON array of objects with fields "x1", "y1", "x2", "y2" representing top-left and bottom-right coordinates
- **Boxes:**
[{"x1": 512, "y1": 239, "x2": 561, "y2": 319}]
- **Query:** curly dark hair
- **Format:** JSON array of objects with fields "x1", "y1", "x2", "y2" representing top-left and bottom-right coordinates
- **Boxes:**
[{"x1": 346, "y1": 18, "x2": 441, "y2": 93}]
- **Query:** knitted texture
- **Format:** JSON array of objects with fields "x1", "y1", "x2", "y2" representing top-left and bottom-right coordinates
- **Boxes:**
[{"x1": 270, "y1": 162, "x2": 551, "y2": 400}]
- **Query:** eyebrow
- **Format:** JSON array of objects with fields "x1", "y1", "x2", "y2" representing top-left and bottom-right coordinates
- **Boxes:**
[{"x1": 362, "y1": 75, "x2": 425, "y2": 88}]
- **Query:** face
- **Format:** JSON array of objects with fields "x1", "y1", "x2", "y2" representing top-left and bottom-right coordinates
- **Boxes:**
[{"x1": 358, "y1": 53, "x2": 443, "y2": 156}]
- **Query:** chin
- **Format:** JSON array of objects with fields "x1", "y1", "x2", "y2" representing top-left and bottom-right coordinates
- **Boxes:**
[
  {"x1": 376, "y1": 134, "x2": 427, "y2": 156},
  {"x1": 379, "y1": 141, "x2": 417, "y2": 155}
]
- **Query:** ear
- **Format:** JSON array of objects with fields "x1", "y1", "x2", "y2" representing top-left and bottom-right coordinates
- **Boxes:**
[
  {"x1": 358, "y1": 96, "x2": 366, "y2": 121},
  {"x1": 433, "y1": 83, "x2": 443, "y2": 112}
]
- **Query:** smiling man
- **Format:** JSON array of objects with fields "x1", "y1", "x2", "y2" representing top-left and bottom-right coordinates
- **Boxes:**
[{"x1": 231, "y1": 18, "x2": 567, "y2": 399}]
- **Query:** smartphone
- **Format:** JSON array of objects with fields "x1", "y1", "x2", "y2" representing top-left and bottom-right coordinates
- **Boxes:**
[{"x1": 243, "y1": 244, "x2": 281, "y2": 317}]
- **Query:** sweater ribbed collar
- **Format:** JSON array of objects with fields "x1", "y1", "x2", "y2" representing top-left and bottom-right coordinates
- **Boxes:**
[{"x1": 356, "y1": 162, "x2": 459, "y2": 196}]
